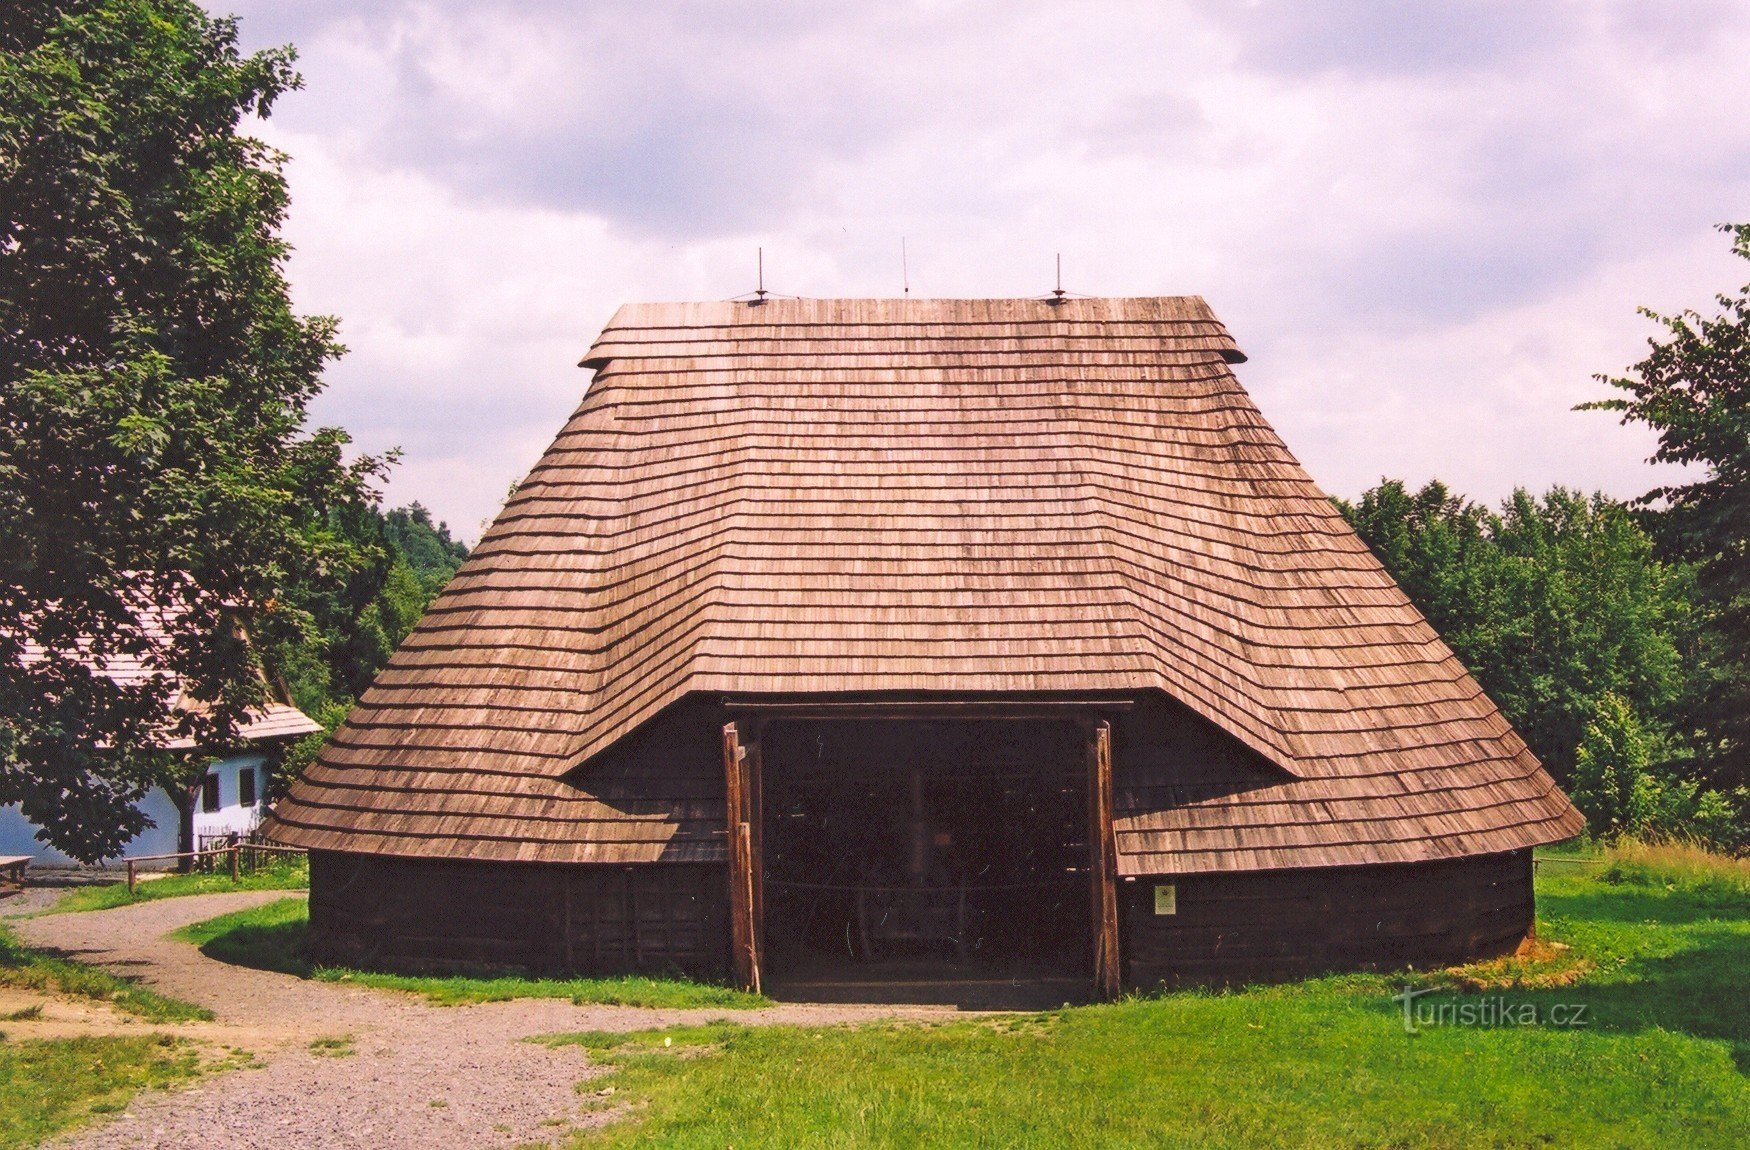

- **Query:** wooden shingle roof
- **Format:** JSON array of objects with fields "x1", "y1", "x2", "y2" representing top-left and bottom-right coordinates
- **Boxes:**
[{"x1": 266, "y1": 296, "x2": 1582, "y2": 871}]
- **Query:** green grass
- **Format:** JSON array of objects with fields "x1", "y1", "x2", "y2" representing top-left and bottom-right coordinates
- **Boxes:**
[
  {"x1": 537, "y1": 855, "x2": 1750, "y2": 1149},
  {"x1": 1596, "y1": 837, "x2": 1750, "y2": 900},
  {"x1": 0, "y1": 918, "x2": 214, "y2": 1146},
  {"x1": 44, "y1": 857, "x2": 309, "y2": 914},
  {"x1": 0, "y1": 1034, "x2": 203, "y2": 1150},
  {"x1": 0, "y1": 922, "x2": 210, "y2": 1023},
  {"x1": 174, "y1": 898, "x2": 766, "y2": 1010},
  {"x1": 308, "y1": 1034, "x2": 355, "y2": 1058}
]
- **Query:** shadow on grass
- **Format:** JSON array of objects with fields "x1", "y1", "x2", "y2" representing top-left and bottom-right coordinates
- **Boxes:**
[
  {"x1": 181, "y1": 900, "x2": 766, "y2": 1009},
  {"x1": 1543, "y1": 883, "x2": 1750, "y2": 926},
  {"x1": 0, "y1": 923, "x2": 212, "y2": 1023},
  {"x1": 195, "y1": 920, "x2": 313, "y2": 978},
  {"x1": 1526, "y1": 884, "x2": 1750, "y2": 1072}
]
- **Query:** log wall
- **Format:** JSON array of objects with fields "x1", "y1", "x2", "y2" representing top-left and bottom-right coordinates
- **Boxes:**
[
  {"x1": 309, "y1": 846, "x2": 1534, "y2": 988},
  {"x1": 1123, "y1": 849, "x2": 1534, "y2": 986},
  {"x1": 307, "y1": 850, "x2": 729, "y2": 980}
]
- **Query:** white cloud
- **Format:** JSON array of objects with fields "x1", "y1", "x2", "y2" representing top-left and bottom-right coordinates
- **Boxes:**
[{"x1": 228, "y1": 0, "x2": 1750, "y2": 539}]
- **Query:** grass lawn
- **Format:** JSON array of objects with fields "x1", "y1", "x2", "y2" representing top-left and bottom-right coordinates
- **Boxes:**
[
  {"x1": 538, "y1": 843, "x2": 1750, "y2": 1149},
  {"x1": 44, "y1": 857, "x2": 309, "y2": 915},
  {"x1": 0, "y1": 922, "x2": 209, "y2": 1023},
  {"x1": 0, "y1": 923, "x2": 216, "y2": 1147},
  {"x1": 175, "y1": 898, "x2": 766, "y2": 1010},
  {"x1": 0, "y1": 1034, "x2": 203, "y2": 1150}
]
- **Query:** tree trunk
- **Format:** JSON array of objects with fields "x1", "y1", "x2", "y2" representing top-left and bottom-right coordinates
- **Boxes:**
[{"x1": 170, "y1": 784, "x2": 197, "y2": 870}]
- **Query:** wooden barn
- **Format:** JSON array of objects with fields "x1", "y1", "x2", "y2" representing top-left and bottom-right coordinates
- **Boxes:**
[{"x1": 265, "y1": 296, "x2": 1584, "y2": 1000}]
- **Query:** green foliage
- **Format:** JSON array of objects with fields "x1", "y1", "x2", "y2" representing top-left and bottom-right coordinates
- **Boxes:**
[
  {"x1": 537, "y1": 867, "x2": 1749, "y2": 1148},
  {"x1": 43, "y1": 854, "x2": 308, "y2": 914},
  {"x1": 274, "y1": 500, "x2": 467, "y2": 788},
  {"x1": 1571, "y1": 693, "x2": 1667, "y2": 838},
  {"x1": 0, "y1": 922, "x2": 209, "y2": 1022},
  {"x1": 0, "y1": 0, "x2": 390, "y2": 859},
  {"x1": 0, "y1": 1034, "x2": 201, "y2": 1150},
  {"x1": 272, "y1": 697, "x2": 349, "y2": 803},
  {"x1": 174, "y1": 897, "x2": 764, "y2": 1009},
  {"x1": 1575, "y1": 689, "x2": 1750, "y2": 843},
  {"x1": 1585, "y1": 222, "x2": 1750, "y2": 789},
  {"x1": 384, "y1": 503, "x2": 469, "y2": 591},
  {"x1": 1339, "y1": 481, "x2": 1698, "y2": 785}
]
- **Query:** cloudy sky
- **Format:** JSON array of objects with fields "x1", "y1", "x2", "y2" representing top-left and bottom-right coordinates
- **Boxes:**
[{"x1": 225, "y1": 0, "x2": 1750, "y2": 541}]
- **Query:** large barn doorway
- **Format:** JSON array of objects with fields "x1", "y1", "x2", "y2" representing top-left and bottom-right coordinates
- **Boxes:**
[{"x1": 753, "y1": 717, "x2": 1096, "y2": 1006}]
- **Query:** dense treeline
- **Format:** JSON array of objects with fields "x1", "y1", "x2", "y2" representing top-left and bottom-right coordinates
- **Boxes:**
[
  {"x1": 275, "y1": 501, "x2": 467, "y2": 718},
  {"x1": 1339, "y1": 481, "x2": 1743, "y2": 850},
  {"x1": 269, "y1": 502, "x2": 468, "y2": 796},
  {"x1": 1338, "y1": 230, "x2": 1750, "y2": 852}
]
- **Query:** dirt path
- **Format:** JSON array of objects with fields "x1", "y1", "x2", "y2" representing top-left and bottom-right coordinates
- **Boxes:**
[{"x1": 9, "y1": 891, "x2": 966, "y2": 1149}]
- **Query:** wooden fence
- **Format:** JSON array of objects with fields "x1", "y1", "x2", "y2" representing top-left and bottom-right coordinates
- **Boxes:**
[
  {"x1": 123, "y1": 841, "x2": 307, "y2": 894},
  {"x1": 1531, "y1": 854, "x2": 1606, "y2": 873}
]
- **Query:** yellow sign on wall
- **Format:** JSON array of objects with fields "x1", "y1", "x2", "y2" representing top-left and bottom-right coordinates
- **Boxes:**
[{"x1": 1154, "y1": 883, "x2": 1177, "y2": 915}]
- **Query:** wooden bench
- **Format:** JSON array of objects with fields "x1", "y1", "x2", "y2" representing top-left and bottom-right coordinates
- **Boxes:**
[{"x1": 0, "y1": 855, "x2": 30, "y2": 899}]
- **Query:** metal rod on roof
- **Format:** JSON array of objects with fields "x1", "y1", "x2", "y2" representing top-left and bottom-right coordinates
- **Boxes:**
[
  {"x1": 1053, "y1": 253, "x2": 1066, "y2": 301},
  {"x1": 756, "y1": 247, "x2": 767, "y2": 302},
  {"x1": 902, "y1": 237, "x2": 910, "y2": 296}
]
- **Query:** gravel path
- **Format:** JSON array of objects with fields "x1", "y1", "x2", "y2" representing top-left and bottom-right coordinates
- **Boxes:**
[{"x1": 12, "y1": 891, "x2": 965, "y2": 1149}]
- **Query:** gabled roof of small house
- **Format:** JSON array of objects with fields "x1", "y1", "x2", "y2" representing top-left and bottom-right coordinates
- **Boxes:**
[
  {"x1": 265, "y1": 296, "x2": 1582, "y2": 872},
  {"x1": 19, "y1": 597, "x2": 320, "y2": 750}
]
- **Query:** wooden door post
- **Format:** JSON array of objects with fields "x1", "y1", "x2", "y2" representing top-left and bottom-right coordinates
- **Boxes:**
[
  {"x1": 746, "y1": 729, "x2": 765, "y2": 962},
  {"x1": 1087, "y1": 719, "x2": 1122, "y2": 1000},
  {"x1": 722, "y1": 722, "x2": 762, "y2": 994}
]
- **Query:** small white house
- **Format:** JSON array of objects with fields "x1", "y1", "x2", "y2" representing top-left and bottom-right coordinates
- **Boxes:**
[
  {"x1": 0, "y1": 749, "x2": 289, "y2": 867},
  {"x1": 1, "y1": 597, "x2": 321, "y2": 868}
]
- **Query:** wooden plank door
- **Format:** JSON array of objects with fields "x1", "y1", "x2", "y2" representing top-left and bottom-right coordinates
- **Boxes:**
[
  {"x1": 722, "y1": 722, "x2": 763, "y2": 993},
  {"x1": 1086, "y1": 719, "x2": 1121, "y2": 1000}
]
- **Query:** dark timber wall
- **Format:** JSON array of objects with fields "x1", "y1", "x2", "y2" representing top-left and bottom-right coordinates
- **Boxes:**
[
  {"x1": 307, "y1": 851, "x2": 729, "y2": 979},
  {"x1": 1123, "y1": 850, "x2": 1534, "y2": 986},
  {"x1": 308, "y1": 847, "x2": 1534, "y2": 986}
]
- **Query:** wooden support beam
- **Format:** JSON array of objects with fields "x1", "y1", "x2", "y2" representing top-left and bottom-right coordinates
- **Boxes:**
[
  {"x1": 746, "y1": 732, "x2": 766, "y2": 962},
  {"x1": 722, "y1": 698, "x2": 1134, "y2": 721},
  {"x1": 721, "y1": 721, "x2": 762, "y2": 994},
  {"x1": 1087, "y1": 719, "x2": 1122, "y2": 1000}
]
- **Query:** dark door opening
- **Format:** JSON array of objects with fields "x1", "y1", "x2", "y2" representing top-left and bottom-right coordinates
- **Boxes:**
[{"x1": 759, "y1": 719, "x2": 1092, "y2": 1003}]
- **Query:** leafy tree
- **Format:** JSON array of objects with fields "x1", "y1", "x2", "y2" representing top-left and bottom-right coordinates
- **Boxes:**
[
  {"x1": 1570, "y1": 693, "x2": 1747, "y2": 849},
  {"x1": 272, "y1": 503, "x2": 469, "y2": 801},
  {"x1": 384, "y1": 502, "x2": 469, "y2": 591},
  {"x1": 274, "y1": 502, "x2": 469, "y2": 714},
  {"x1": 0, "y1": 0, "x2": 388, "y2": 859},
  {"x1": 1339, "y1": 481, "x2": 1697, "y2": 785},
  {"x1": 1585, "y1": 223, "x2": 1750, "y2": 789}
]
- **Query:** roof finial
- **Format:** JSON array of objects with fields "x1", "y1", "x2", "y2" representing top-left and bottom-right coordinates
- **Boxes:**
[
  {"x1": 902, "y1": 236, "x2": 910, "y2": 296},
  {"x1": 754, "y1": 247, "x2": 767, "y2": 305},
  {"x1": 1052, "y1": 253, "x2": 1066, "y2": 303}
]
